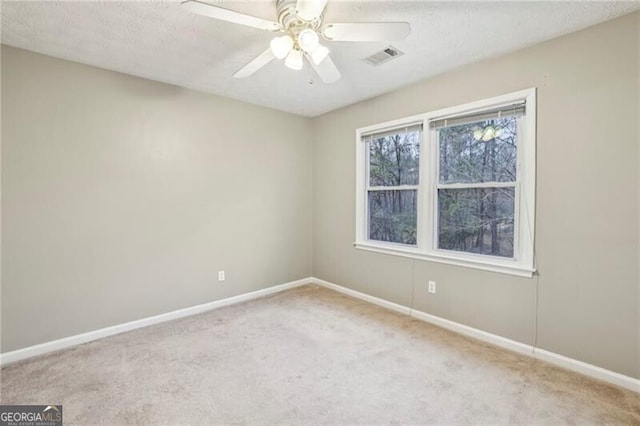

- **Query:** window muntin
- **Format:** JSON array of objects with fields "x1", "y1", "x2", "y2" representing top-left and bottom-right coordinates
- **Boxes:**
[{"x1": 355, "y1": 89, "x2": 536, "y2": 277}]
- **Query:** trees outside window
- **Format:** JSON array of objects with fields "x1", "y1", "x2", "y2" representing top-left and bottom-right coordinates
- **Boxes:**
[
  {"x1": 366, "y1": 126, "x2": 420, "y2": 245},
  {"x1": 436, "y1": 117, "x2": 517, "y2": 257}
]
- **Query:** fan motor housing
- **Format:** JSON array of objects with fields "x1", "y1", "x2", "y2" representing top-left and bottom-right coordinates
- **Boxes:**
[{"x1": 276, "y1": 0, "x2": 322, "y2": 31}]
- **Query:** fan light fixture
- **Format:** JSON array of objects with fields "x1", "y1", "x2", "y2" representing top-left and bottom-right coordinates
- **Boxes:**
[
  {"x1": 181, "y1": 0, "x2": 412, "y2": 84},
  {"x1": 274, "y1": 30, "x2": 327, "y2": 68},
  {"x1": 285, "y1": 49, "x2": 304, "y2": 70},
  {"x1": 270, "y1": 35, "x2": 294, "y2": 59}
]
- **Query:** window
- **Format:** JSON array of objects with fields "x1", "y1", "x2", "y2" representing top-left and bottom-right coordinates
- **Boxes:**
[
  {"x1": 365, "y1": 124, "x2": 421, "y2": 245},
  {"x1": 355, "y1": 89, "x2": 536, "y2": 277}
]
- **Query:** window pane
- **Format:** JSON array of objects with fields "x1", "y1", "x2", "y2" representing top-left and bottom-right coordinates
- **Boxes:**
[
  {"x1": 438, "y1": 187, "x2": 515, "y2": 257},
  {"x1": 369, "y1": 129, "x2": 420, "y2": 186},
  {"x1": 368, "y1": 190, "x2": 417, "y2": 245},
  {"x1": 439, "y1": 117, "x2": 517, "y2": 184}
]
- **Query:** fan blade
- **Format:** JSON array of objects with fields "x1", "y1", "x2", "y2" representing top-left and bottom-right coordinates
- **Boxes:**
[
  {"x1": 234, "y1": 48, "x2": 275, "y2": 79},
  {"x1": 306, "y1": 52, "x2": 341, "y2": 84},
  {"x1": 322, "y1": 22, "x2": 410, "y2": 42},
  {"x1": 296, "y1": 0, "x2": 328, "y2": 22},
  {"x1": 182, "y1": 0, "x2": 281, "y2": 32}
]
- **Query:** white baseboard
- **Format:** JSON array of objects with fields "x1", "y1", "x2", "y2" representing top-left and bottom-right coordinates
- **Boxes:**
[
  {"x1": 0, "y1": 277, "x2": 312, "y2": 366},
  {"x1": 315, "y1": 278, "x2": 412, "y2": 316},
  {"x1": 310, "y1": 277, "x2": 640, "y2": 394},
  {"x1": 533, "y1": 348, "x2": 639, "y2": 393},
  {"x1": 409, "y1": 308, "x2": 534, "y2": 357},
  {"x1": 3, "y1": 276, "x2": 638, "y2": 394}
]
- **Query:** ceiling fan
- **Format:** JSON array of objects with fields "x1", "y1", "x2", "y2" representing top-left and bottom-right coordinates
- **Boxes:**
[{"x1": 182, "y1": 0, "x2": 411, "y2": 83}]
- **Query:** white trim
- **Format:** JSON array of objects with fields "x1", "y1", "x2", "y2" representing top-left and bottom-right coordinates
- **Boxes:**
[
  {"x1": 409, "y1": 308, "x2": 533, "y2": 356},
  {"x1": 0, "y1": 277, "x2": 312, "y2": 366},
  {"x1": 520, "y1": 88, "x2": 537, "y2": 270},
  {"x1": 533, "y1": 348, "x2": 640, "y2": 393},
  {"x1": 354, "y1": 242, "x2": 535, "y2": 278},
  {"x1": 355, "y1": 127, "x2": 366, "y2": 243},
  {"x1": 424, "y1": 89, "x2": 535, "y2": 123},
  {"x1": 312, "y1": 277, "x2": 412, "y2": 316},
  {"x1": 311, "y1": 277, "x2": 640, "y2": 393}
]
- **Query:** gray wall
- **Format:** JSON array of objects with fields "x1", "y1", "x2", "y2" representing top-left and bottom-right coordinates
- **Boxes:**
[
  {"x1": 1, "y1": 45, "x2": 313, "y2": 352},
  {"x1": 312, "y1": 13, "x2": 639, "y2": 379}
]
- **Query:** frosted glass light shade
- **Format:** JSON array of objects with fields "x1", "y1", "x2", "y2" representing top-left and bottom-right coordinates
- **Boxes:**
[
  {"x1": 270, "y1": 35, "x2": 294, "y2": 59},
  {"x1": 285, "y1": 49, "x2": 304, "y2": 70},
  {"x1": 298, "y1": 29, "x2": 319, "y2": 52}
]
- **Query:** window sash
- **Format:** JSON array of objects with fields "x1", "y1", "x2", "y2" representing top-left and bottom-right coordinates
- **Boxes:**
[
  {"x1": 432, "y1": 115, "x2": 523, "y2": 261},
  {"x1": 364, "y1": 127, "x2": 422, "y2": 188},
  {"x1": 434, "y1": 185, "x2": 519, "y2": 260},
  {"x1": 363, "y1": 123, "x2": 423, "y2": 247},
  {"x1": 366, "y1": 188, "x2": 419, "y2": 246}
]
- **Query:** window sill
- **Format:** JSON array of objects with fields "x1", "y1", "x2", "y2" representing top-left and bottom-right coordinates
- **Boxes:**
[{"x1": 353, "y1": 242, "x2": 535, "y2": 278}]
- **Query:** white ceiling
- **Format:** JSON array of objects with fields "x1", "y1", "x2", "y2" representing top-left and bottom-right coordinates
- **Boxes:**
[{"x1": 2, "y1": 1, "x2": 639, "y2": 117}]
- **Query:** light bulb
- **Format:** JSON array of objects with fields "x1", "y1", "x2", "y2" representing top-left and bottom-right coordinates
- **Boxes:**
[
  {"x1": 285, "y1": 49, "x2": 303, "y2": 70},
  {"x1": 270, "y1": 35, "x2": 294, "y2": 60},
  {"x1": 298, "y1": 29, "x2": 319, "y2": 53},
  {"x1": 310, "y1": 44, "x2": 329, "y2": 65}
]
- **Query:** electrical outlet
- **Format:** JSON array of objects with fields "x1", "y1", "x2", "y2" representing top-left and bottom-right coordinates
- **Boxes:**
[
  {"x1": 428, "y1": 280, "x2": 436, "y2": 294},
  {"x1": 218, "y1": 271, "x2": 225, "y2": 282}
]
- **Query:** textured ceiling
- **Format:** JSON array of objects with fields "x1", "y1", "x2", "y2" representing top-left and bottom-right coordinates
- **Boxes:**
[{"x1": 2, "y1": 1, "x2": 639, "y2": 117}]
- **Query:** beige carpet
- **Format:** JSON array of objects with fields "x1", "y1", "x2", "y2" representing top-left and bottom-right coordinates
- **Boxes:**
[{"x1": 1, "y1": 285, "x2": 638, "y2": 425}]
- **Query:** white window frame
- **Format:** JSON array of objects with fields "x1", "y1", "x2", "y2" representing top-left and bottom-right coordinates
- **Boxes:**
[{"x1": 355, "y1": 88, "x2": 536, "y2": 278}]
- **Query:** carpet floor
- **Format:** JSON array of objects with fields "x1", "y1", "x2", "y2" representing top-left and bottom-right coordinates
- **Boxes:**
[{"x1": 1, "y1": 284, "x2": 639, "y2": 425}]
